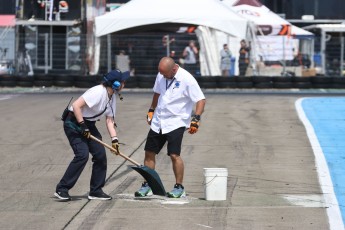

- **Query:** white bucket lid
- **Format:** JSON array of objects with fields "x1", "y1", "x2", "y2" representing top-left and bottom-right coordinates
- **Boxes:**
[{"x1": 203, "y1": 168, "x2": 228, "y2": 177}]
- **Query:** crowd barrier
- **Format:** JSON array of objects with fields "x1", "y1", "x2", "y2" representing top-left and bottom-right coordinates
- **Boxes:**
[{"x1": 1, "y1": 74, "x2": 345, "y2": 89}]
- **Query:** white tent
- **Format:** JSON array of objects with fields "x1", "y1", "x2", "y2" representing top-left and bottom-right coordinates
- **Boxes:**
[
  {"x1": 94, "y1": 0, "x2": 250, "y2": 75},
  {"x1": 220, "y1": 0, "x2": 314, "y2": 73},
  {"x1": 221, "y1": 0, "x2": 314, "y2": 38},
  {"x1": 95, "y1": 0, "x2": 248, "y2": 39}
]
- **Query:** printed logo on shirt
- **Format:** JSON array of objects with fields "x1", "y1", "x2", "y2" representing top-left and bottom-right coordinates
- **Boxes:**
[{"x1": 173, "y1": 81, "x2": 180, "y2": 89}]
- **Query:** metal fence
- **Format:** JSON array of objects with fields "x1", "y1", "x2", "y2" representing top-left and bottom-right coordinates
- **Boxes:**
[
  {"x1": 100, "y1": 32, "x2": 202, "y2": 76},
  {"x1": 5, "y1": 30, "x2": 345, "y2": 78},
  {"x1": 322, "y1": 34, "x2": 344, "y2": 76},
  {"x1": 15, "y1": 31, "x2": 200, "y2": 77}
]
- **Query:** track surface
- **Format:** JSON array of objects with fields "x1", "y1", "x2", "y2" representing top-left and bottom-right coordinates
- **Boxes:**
[{"x1": 0, "y1": 91, "x2": 336, "y2": 229}]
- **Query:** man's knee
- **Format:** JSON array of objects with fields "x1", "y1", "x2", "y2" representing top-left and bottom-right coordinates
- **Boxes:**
[
  {"x1": 92, "y1": 149, "x2": 107, "y2": 162},
  {"x1": 169, "y1": 153, "x2": 181, "y2": 161}
]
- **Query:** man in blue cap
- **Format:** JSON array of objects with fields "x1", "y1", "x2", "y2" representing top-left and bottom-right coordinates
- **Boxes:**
[{"x1": 54, "y1": 69, "x2": 130, "y2": 201}]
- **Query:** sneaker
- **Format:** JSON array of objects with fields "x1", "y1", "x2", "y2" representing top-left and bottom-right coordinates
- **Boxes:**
[
  {"x1": 134, "y1": 182, "x2": 153, "y2": 197},
  {"x1": 88, "y1": 190, "x2": 112, "y2": 200},
  {"x1": 54, "y1": 191, "x2": 71, "y2": 201},
  {"x1": 167, "y1": 184, "x2": 186, "y2": 198}
]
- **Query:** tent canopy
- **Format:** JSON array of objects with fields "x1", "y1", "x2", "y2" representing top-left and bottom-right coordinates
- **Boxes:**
[
  {"x1": 0, "y1": 15, "x2": 15, "y2": 27},
  {"x1": 221, "y1": 0, "x2": 314, "y2": 38},
  {"x1": 95, "y1": 0, "x2": 248, "y2": 38}
]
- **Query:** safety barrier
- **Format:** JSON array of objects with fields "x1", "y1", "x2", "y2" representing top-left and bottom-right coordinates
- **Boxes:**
[{"x1": 1, "y1": 74, "x2": 345, "y2": 89}]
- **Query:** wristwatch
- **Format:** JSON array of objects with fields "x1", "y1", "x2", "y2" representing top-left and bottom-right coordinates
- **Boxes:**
[{"x1": 193, "y1": 115, "x2": 201, "y2": 121}]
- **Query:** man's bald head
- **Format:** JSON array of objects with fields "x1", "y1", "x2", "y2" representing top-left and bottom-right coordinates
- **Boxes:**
[{"x1": 158, "y1": 57, "x2": 178, "y2": 79}]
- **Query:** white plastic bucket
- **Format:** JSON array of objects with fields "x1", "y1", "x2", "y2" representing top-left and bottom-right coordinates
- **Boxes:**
[{"x1": 203, "y1": 168, "x2": 228, "y2": 201}]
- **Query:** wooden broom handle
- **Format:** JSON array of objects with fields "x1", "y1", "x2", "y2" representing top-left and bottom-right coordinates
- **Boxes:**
[{"x1": 90, "y1": 135, "x2": 141, "y2": 166}]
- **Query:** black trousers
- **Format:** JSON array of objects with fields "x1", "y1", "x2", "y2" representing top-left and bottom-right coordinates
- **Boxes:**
[
  {"x1": 239, "y1": 62, "x2": 249, "y2": 76},
  {"x1": 56, "y1": 115, "x2": 107, "y2": 193}
]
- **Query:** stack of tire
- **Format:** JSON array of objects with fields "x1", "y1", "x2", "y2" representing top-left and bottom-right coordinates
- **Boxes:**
[
  {"x1": 216, "y1": 76, "x2": 254, "y2": 88},
  {"x1": 216, "y1": 76, "x2": 237, "y2": 88},
  {"x1": 2, "y1": 74, "x2": 345, "y2": 89},
  {"x1": 136, "y1": 76, "x2": 155, "y2": 88},
  {"x1": 0, "y1": 74, "x2": 76, "y2": 88},
  {"x1": 197, "y1": 76, "x2": 217, "y2": 88},
  {"x1": 0, "y1": 74, "x2": 17, "y2": 87},
  {"x1": 272, "y1": 76, "x2": 294, "y2": 88}
]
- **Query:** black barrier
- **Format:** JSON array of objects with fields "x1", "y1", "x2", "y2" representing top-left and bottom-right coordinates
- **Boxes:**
[{"x1": 3, "y1": 74, "x2": 345, "y2": 89}]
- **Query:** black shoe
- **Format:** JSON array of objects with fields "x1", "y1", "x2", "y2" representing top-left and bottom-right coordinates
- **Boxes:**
[
  {"x1": 88, "y1": 191, "x2": 112, "y2": 200},
  {"x1": 54, "y1": 191, "x2": 71, "y2": 201}
]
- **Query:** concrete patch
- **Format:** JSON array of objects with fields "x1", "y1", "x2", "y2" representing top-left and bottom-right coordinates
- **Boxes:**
[
  {"x1": 115, "y1": 193, "x2": 193, "y2": 204},
  {"x1": 282, "y1": 194, "x2": 326, "y2": 207}
]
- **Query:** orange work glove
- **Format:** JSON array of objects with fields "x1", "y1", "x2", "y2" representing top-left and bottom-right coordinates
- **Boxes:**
[
  {"x1": 189, "y1": 115, "x2": 201, "y2": 134},
  {"x1": 147, "y1": 108, "x2": 154, "y2": 125}
]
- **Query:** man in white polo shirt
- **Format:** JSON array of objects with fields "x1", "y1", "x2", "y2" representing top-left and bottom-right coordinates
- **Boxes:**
[{"x1": 135, "y1": 57, "x2": 206, "y2": 198}]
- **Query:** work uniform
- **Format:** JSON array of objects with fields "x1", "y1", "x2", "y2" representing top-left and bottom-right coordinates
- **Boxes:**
[
  {"x1": 56, "y1": 85, "x2": 116, "y2": 194},
  {"x1": 146, "y1": 66, "x2": 205, "y2": 155}
]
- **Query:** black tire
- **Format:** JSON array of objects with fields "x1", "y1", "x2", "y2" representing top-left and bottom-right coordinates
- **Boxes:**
[
  {"x1": 33, "y1": 74, "x2": 53, "y2": 87},
  {"x1": 138, "y1": 81, "x2": 154, "y2": 88},
  {"x1": 237, "y1": 82, "x2": 253, "y2": 88},
  {"x1": 332, "y1": 77, "x2": 345, "y2": 84},
  {"x1": 235, "y1": 76, "x2": 252, "y2": 82},
  {"x1": 34, "y1": 74, "x2": 54, "y2": 81},
  {"x1": 217, "y1": 81, "x2": 237, "y2": 88},
  {"x1": 197, "y1": 77, "x2": 217, "y2": 88},
  {"x1": 272, "y1": 76, "x2": 292, "y2": 83},
  {"x1": 53, "y1": 74, "x2": 76, "y2": 82},
  {"x1": 53, "y1": 80, "x2": 74, "y2": 87},
  {"x1": 331, "y1": 83, "x2": 345, "y2": 89},
  {"x1": 74, "y1": 80, "x2": 96, "y2": 88},
  {"x1": 34, "y1": 80, "x2": 53, "y2": 87},
  {"x1": 200, "y1": 82, "x2": 218, "y2": 88},
  {"x1": 273, "y1": 82, "x2": 294, "y2": 88},
  {"x1": 91, "y1": 74, "x2": 103, "y2": 84},
  {"x1": 254, "y1": 82, "x2": 273, "y2": 88},
  {"x1": 310, "y1": 77, "x2": 332, "y2": 84},
  {"x1": 15, "y1": 76, "x2": 34, "y2": 87},
  {"x1": 124, "y1": 77, "x2": 137, "y2": 88},
  {"x1": 291, "y1": 77, "x2": 311, "y2": 83},
  {"x1": 216, "y1": 77, "x2": 237, "y2": 88},
  {"x1": 1, "y1": 80, "x2": 16, "y2": 87},
  {"x1": 252, "y1": 76, "x2": 272, "y2": 83},
  {"x1": 217, "y1": 76, "x2": 236, "y2": 82},
  {"x1": 312, "y1": 83, "x2": 332, "y2": 89},
  {"x1": 0, "y1": 75, "x2": 16, "y2": 87},
  {"x1": 293, "y1": 82, "x2": 312, "y2": 89},
  {"x1": 17, "y1": 80, "x2": 34, "y2": 87},
  {"x1": 75, "y1": 75, "x2": 100, "y2": 84},
  {"x1": 137, "y1": 76, "x2": 155, "y2": 88},
  {"x1": 74, "y1": 76, "x2": 99, "y2": 88}
]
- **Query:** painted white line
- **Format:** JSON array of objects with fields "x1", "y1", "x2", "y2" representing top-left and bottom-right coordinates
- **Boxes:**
[
  {"x1": 295, "y1": 98, "x2": 344, "y2": 230},
  {"x1": 195, "y1": 223, "x2": 213, "y2": 228},
  {"x1": 0, "y1": 95, "x2": 17, "y2": 101}
]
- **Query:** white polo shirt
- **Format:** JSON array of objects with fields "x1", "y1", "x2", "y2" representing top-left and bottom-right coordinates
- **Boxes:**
[
  {"x1": 70, "y1": 85, "x2": 116, "y2": 121},
  {"x1": 151, "y1": 66, "x2": 205, "y2": 134}
]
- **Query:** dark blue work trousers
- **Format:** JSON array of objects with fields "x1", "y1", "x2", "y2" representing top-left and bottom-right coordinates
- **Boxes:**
[{"x1": 56, "y1": 115, "x2": 107, "y2": 194}]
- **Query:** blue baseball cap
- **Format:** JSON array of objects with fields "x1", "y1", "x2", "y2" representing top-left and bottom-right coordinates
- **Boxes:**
[{"x1": 104, "y1": 69, "x2": 130, "y2": 83}]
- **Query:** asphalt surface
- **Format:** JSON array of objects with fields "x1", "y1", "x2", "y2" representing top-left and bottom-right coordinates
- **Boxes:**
[{"x1": 1, "y1": 86, "x2": 343, "y2": 230}]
